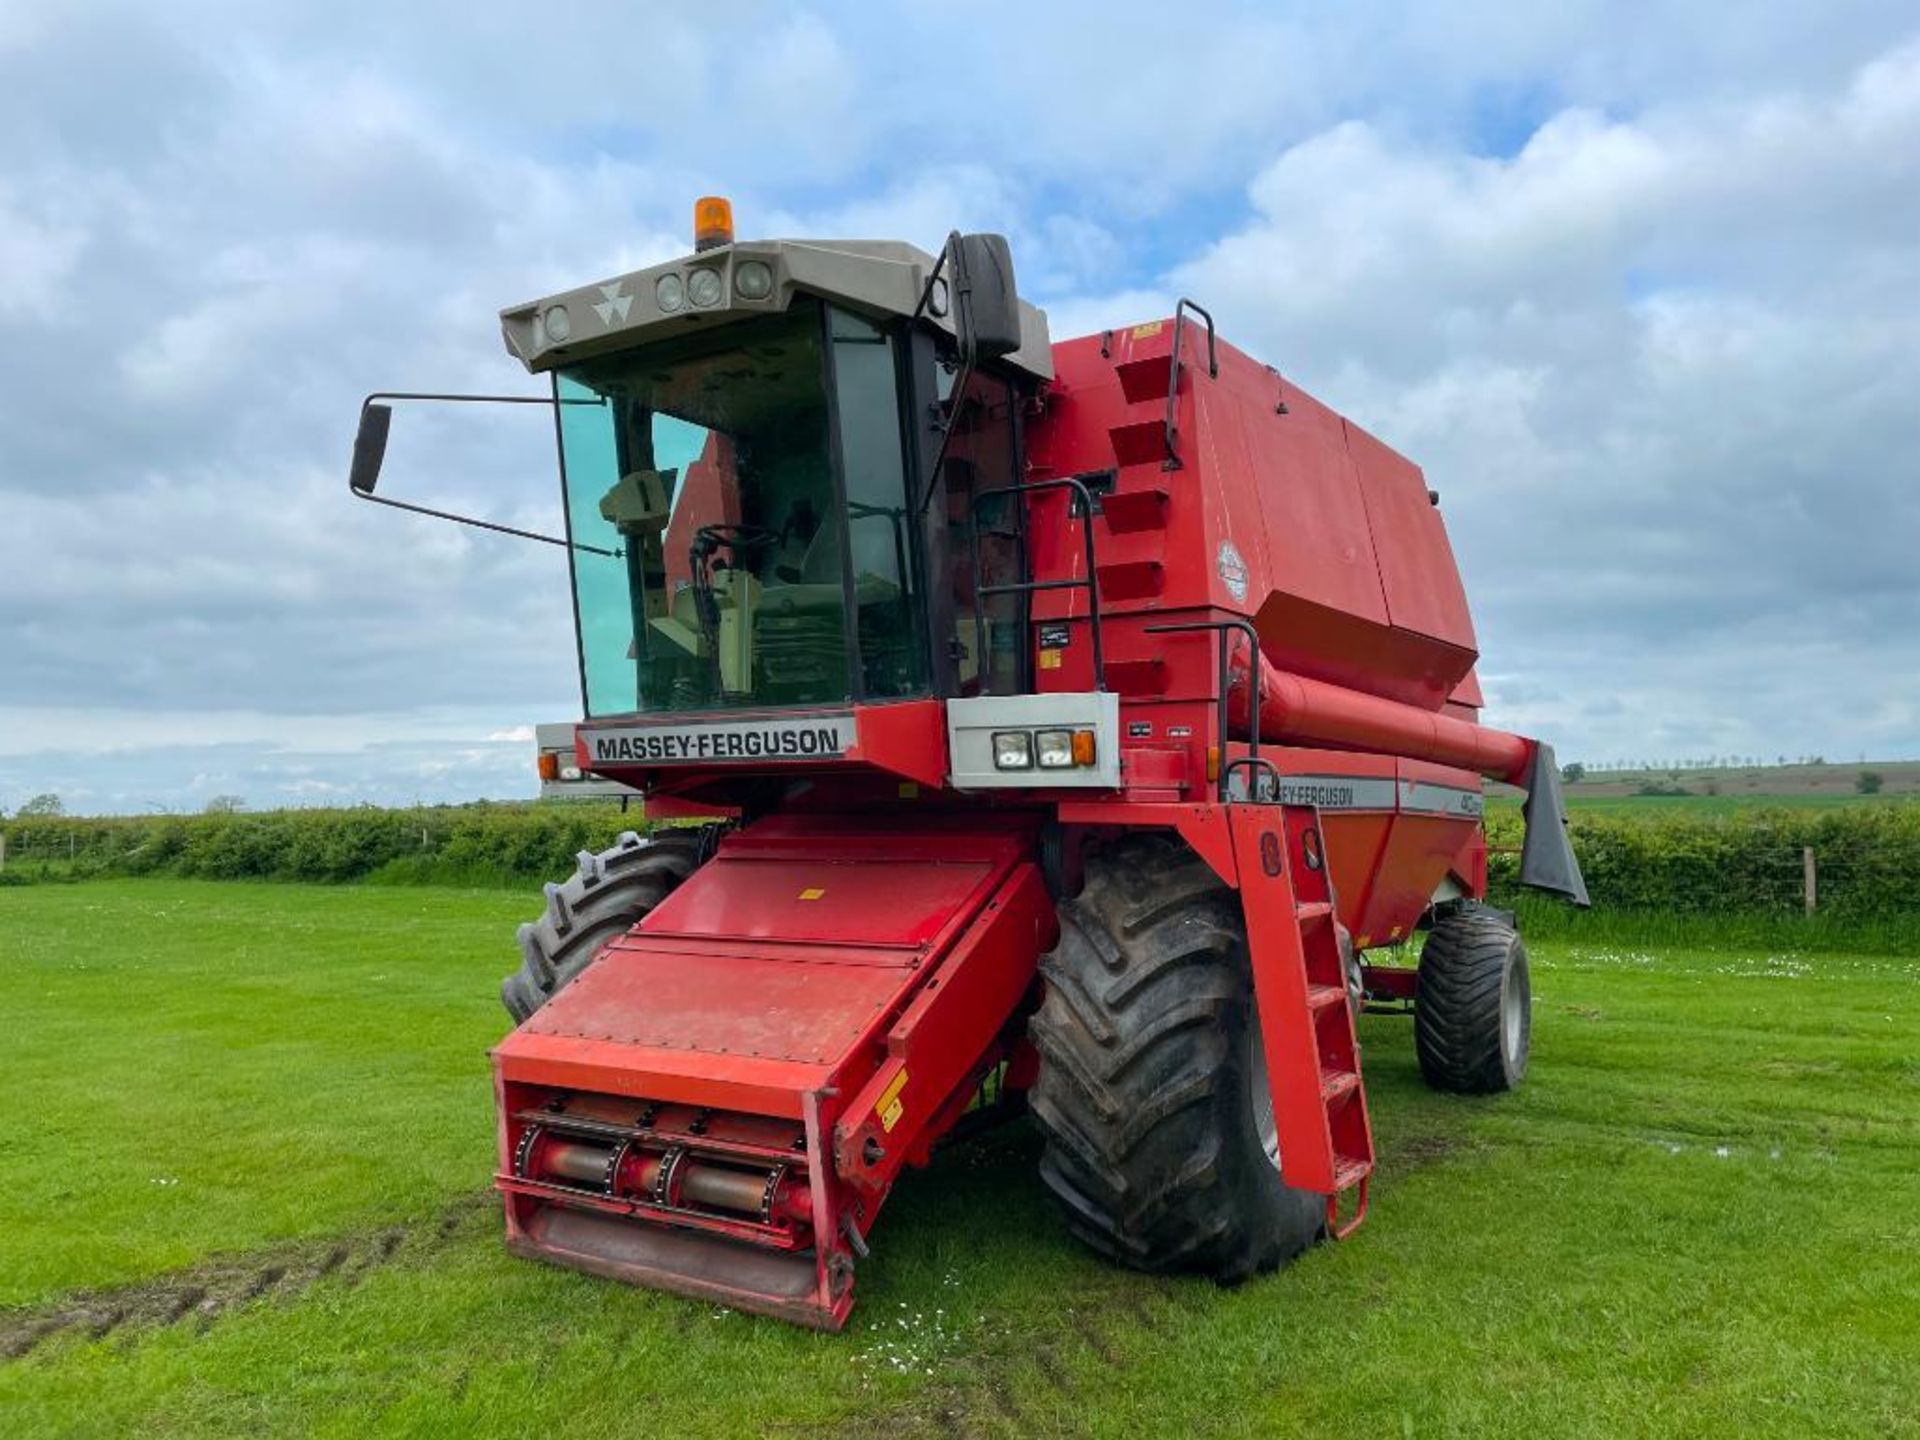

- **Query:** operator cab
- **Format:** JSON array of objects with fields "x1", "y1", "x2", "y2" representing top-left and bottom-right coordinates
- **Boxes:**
[
  {"x1": 508, "y1": 211, "x2": 1053, "y2": 727},
  {"x1": 349, "y1": 202, "x2": 1121, "y2": 798}
]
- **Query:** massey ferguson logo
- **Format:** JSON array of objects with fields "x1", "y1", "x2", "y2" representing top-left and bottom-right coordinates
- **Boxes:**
[{"x1": 588, "y1": 714, "x2": 853, "y2": 765}]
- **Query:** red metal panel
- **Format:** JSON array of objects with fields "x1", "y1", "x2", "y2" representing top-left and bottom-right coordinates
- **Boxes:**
[
  {"x1": 1208, "y1": 376, "x2": 1390, "y2": 630},
  {"x1": 641, "y1": 854, "x2": 995, "y2": 952},
  {"x1": 834, "y1": 864, "x2": 1055, "y2": 1191},
  {"x1": 1342, "y1": 420, "x2": 1478, "y2": 661},
  {"x1": 493, "y1": 1031, "x2": 822, "y2": 1116},
  {"x1": 519, "y1": 944, "x2": 918, "y2": 1064},
  {"x1": 1033, "y1": 325, "x2": 1489, "y2": 716}
]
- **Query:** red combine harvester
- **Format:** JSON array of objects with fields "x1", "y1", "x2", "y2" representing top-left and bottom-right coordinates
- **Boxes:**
[{"x1": 349, "y1": 199, "x2": 1586, "y2": 1330}]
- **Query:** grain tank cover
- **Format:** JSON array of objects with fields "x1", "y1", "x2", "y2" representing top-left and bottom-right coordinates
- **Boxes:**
[{"x1": 500, "y1": 238, "x2": 1054, "y2": 381}]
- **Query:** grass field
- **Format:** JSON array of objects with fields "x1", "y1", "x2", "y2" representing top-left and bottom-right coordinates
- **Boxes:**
[{"x1": 3, "y1": 881, "x2": 1918, "y2": 1438}]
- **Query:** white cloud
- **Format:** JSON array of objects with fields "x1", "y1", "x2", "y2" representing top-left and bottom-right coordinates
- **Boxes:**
[
  {"x1": 1130, "y1": 37, "x2": 1920, "y2": 759},
  {"x1": 2, "y1": 4, "x2": 1917, "y2": 809}
]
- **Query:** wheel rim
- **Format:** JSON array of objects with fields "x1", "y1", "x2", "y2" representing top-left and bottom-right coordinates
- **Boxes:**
[
  {"x1": 1502, "y1": 953, "x2": 1529, "y2": 1067},
  {"x1": 1249, "y1": 1016, "x2": 1280, "y2": 1169}
]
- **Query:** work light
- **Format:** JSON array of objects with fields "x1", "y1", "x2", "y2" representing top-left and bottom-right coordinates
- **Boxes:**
[
  {"x1": 734, "y1": 260, "x2": 774, "y2": 300},
  {"x1": 992, "y1": 731, "x2": 1033, "y2": 770},
  {"x1": 688, "y1": 268, "x2": 724, "y2": 308},
  {"x1": 1035, "y1": 730, "x2": 1075, "y2": 769}
]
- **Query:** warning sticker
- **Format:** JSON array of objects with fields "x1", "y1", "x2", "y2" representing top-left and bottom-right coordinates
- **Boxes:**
[
  {"x1": 798, "y1": 887, "x2": 826, "y2": 901},
  {"x1": 1039, "y1": 648, "x2": 1063, "y2": 670},
  {"x1": 875, "y1": 1069, "x2": 909, "y2": 1132}
]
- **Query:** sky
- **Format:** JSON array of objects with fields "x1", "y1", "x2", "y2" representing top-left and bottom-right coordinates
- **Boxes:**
[{"x1": 1, "y1": 2, "x2": 1916, "y2": 814}]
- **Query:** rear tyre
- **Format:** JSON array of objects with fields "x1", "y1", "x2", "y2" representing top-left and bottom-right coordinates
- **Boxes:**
[
  {"x1": 1028, "y1": 833, "x2": 1325, "y2": 1283},
  {"x1": 1414, "y1": 905, "x2": 1531, "y2": 1093},
  {"x1": 500, "y1": 828, "x2": 713, "y2": 1023}
]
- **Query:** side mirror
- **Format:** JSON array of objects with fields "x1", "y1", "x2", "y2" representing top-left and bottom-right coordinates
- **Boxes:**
[
  {"x1": 949, "y1": 233, "x2": 1021, "y2": 361},
  {"x1": 343, "y1": 391, "x2": 618, "y2": 556},
  {"x1": 349, "y1": 402, "x2": 392, "y2": 495}
]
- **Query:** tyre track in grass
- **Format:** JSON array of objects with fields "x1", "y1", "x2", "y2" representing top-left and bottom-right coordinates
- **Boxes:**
[{"x1": 0, "y1": 1191, "x2": 495, "y2": 1361}]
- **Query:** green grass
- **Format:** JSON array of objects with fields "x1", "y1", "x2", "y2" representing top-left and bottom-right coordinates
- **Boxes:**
[
  {"x1": 0, "y1": 883, "x2": 528, "y2": 1306},
  {"x1": 3, "y1": 881, "x2": 1918, "y2": 1437}
]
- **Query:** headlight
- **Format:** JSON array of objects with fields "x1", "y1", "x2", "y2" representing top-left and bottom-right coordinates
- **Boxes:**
[
  {"x1": 542, "y1": 305, "x2": 571, "y2": 342},
  {"x1": 734, "y1": 259, "x2": 774, "y2": 300},
  {"x1": 1035, "y1": 730, "x2": 1075, "y2": 769},
  {"x1": 687, "y1": 268, "x2": 724, "y2": 307},
  {"x1": 655, "y1": 273, "x2": 686, "y2": 313},
  {"x1": 992, "y1": 731, "x2": 1033, "y2": 770}
]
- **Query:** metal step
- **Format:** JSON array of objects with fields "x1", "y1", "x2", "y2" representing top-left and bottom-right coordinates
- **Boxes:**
[{"x1": 1097, "y1": 487, "x2": 1169, "y2": 534}]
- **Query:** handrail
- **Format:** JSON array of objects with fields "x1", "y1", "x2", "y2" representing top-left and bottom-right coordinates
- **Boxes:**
[
  {"x1": 971, "y1": 475, "x2": 1107, "y2": 692},
  {"x1": 1163, "y1": 298, "x2": 1218, "y2": 471},
  {"x1": 1222, "y1": 755, "x2": 1283, "y2": 805},
  {"x1": 1143, "y1": 616, "x2": 1261, "y2": 801}
]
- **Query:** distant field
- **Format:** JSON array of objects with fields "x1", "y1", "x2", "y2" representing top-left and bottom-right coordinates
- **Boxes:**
[
  {"x1": 3, "y1": 881, "x2": 1918, "y2": 1438},
  {"x1": 1571, "y1": 759, "x2": 1917, "y2": 805},
  {"x1": 1483, "y1": 758, "x2": 1920, "y2": 816}
]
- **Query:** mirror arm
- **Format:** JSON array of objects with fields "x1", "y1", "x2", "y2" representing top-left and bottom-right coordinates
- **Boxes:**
[
  {"x1": 348, "y1": 391, "x2": 618, "y2": 558},
  {"x1": 348, "y1": 487, "x2": 616, "y2": 556}
]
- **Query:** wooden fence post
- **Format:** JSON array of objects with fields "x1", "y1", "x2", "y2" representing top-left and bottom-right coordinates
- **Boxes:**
[
  {"x1": 0, "y1": 832, "x2": 6, "y2": 873},
  {"x1": 1803, "y1": 846, "x2": 1817, "y2": 916}
]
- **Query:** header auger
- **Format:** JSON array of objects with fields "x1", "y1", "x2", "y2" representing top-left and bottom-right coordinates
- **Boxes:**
[{"x1": 350, "y1": 199, "x2": 1584, "y2": 1329}]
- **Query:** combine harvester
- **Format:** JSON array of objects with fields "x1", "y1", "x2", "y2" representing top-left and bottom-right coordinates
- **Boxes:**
[{"x1": 349, "y1": 198, "x2": 1585, "y2": 1330}]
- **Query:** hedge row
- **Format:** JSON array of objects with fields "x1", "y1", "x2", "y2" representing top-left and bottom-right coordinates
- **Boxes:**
[
  {"x1": 1485, "y1": 805, "x2": 1920, "y2": 921},
  {"x1": 4, "y1": 803, "x2": 1916, "y2": 922},
  {"x1": 0, "y1": 804, "x2": 651, "y2": 886}
]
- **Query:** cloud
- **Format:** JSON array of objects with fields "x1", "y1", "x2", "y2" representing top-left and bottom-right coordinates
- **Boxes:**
[
  {"x1": 1144, "y1": 39, "x2": 1920, "y2": 759},
  {"x1": 2, "y1": 5, "x2": 1917, "y2": 810}
]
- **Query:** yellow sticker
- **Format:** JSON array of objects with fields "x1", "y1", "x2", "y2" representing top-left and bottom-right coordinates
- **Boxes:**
[
  {"x1": 1131, "y1": 321, "x2": 1165, "y2": 339},
  {"x1": 1039, "y1": 648, "x2": 1063, "y2": 670},
  {"x1": 798, "y1": 887, "x2": 826, "y2": 901},
  {"x1": 1355, "y1": 934, "x2": 1372, "y2": 949},
  {"x1": 874, "y1": 1068, "x2": 909, "y2": 1132}
]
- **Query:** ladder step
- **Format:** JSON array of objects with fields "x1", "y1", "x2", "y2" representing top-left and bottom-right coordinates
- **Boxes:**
[
  {"x1": 1331, "y1": 1156, "x2": 1372, "y2": 1190},
  {"x1": 1320, "y1": 1069, "x2": 1361, "y2": 1103},
  {"x1": 1094, "y1": 559, "x2": 1164, "y2": 602},
  {"x1": 1114, "y1": 354, "x2": 1175, "y2": 405},
  {"x1": 1295, "y1": 901, "x2": 1334, "y2": 923},
  {"x1": 1107, "y1": 419, "x2": 1166, "y2": 468},
  {"x1": 1102, "y1": 657, "x2": 1168, "y2": 695},
  {"x1": 1307, "y1": 984, "x2": 1347, "y2": 1013},
  {"x1": 1097, "y1": 487, "x2": 1169, "y2": 534}
]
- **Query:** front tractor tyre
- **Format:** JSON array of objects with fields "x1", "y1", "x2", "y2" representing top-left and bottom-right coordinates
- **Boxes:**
[
  {"x1": 500, "y1": 828, "x2": 713, "y2": 1023},
  {"x1": 1027, "y1": 834, "x2": 1325, "y2": 1283},
  {"x1": 1414, "y1": 905, "x2": 1531, "y2": 1093}
]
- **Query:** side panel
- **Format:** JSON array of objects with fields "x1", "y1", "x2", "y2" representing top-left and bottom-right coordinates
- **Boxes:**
[{"x1": 1341, "y1": 421, "x2": 1478, "y2": 697}]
